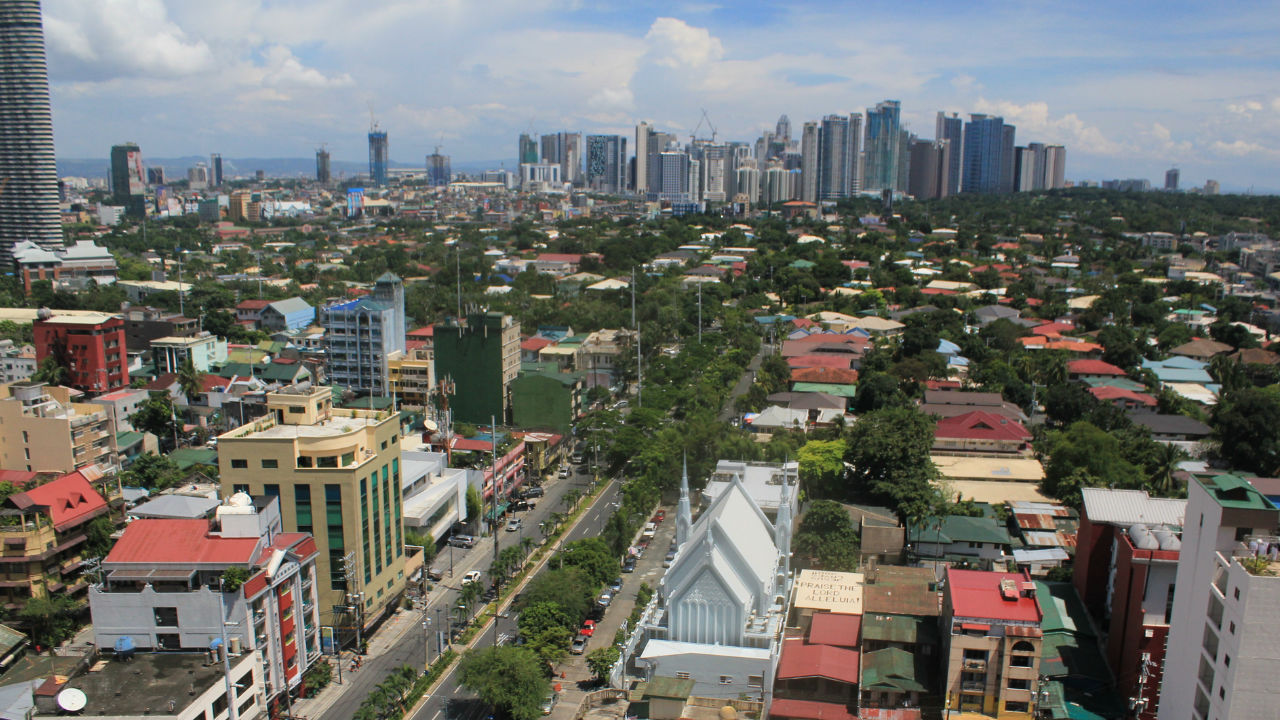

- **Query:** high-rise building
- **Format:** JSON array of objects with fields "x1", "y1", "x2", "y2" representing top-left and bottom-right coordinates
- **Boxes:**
[
  {"x1": 368, "y1": 127, "x2": 388, "y2": 186},
  {"x1": 146, "y1": 166, "x2": 165, "y2": 186},
  {"x1": 427, "y1": 150, "x2": 451, "y2": 187},
  {"x1": 432, "y1": 312, "x2": 521, "y2": 425},
  {"x1": 799, "y1": 122, "x2": 820, "y2": 203},
  {"x1": 1159, "y1": 474, "x2": 1280, "y2": 720},
  {"x1": 321, "y1": 273, "x2": 405, "y2": 395},
  {"x1": 519, "y1": 133, "x2": 539, "y2": 165},
  {"x1": 863, "y1": 101, "x2": 901, "y2": 193},
  {"x1": 634, "y1": 122, "x2": 652, "y2": 194},
  {"x1": 1204, "y1": 179, "x2": 1219, "y2": 195},
  {"x1": 0, "y1": 1, "x2": 62, "y2": 256},
  {"x1": 187, "y1": 164, "x2": 209, "y2": 189},
  {"x1": 998, "y1": 124, "x2": 1017, "y2": 194},
  {"x1": 908, "y1": 139, "x2": 949, "y2": 200},
  {"x1": 1165, "y1": 168, "x2": 1180, "y2": 191},
  {"x1": 936, "y1": 112, "x2": 963, "y2": 196},
  {"x1": 540, "y1": 132, "x2": 583, "y2": 186},
  {"x1": 735, "y1": 161, "x2": 760, "y2": 206},
  {"x1": 210, "y1": 152, "x2": 223, "y2": 186},
  {"x1": 0, "y1": 381, "x2": 116, "y2": 475},
  {"x1": 217, "y1": 386, "x2": 406, "y2": 637},
  {"x1": 586, "y1": 134, "x2": 627, "y2": 194},
  {"x1": 655, "y1": 151, "x2": 691, "y2": 202},
  {"x1": 110, "y1": 143, "x2": 147, "y2": 217},
  {"x1": 896, "y1": 129, "x2": 913, "y2": 193},
  {"x1": 1014, "y1": 146, "x2": 1036, "y2": 192},
  {"x1": 817, "y1": 114, "x2": 855, "y2": 201},
  {"x1": 775, "y1": 114, "x2": 792, "y2": 144},
  {"x1": 316, "y1": 148, "x2": 331, "y2": 185},
  {"x1": 961, "y1": 114, "x2": 1006, "y2": 195},
  {"x1": 697, "y1": 143, "x2": 728, "y2": 202},
  {"x1": 1045, "y1": 146, "x2": 1066, "y2": 189},
  {"x1": 34, "y1": 311, "x2": 129, "y2": 393},
  {"x1": 762, "y1": 162, "x2": 794, "y2": 206}
]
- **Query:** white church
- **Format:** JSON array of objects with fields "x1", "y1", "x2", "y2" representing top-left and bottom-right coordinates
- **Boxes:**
[{"x1": 630, "y1": 459, "x2": 795, "y2": 701}]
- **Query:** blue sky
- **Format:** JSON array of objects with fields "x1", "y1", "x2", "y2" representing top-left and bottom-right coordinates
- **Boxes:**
[{"x1": 40, "y1": 0, "x2": 1280, "y2": 191}]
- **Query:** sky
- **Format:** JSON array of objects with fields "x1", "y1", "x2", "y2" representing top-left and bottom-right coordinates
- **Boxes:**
[{"x1": 40, "y1": 0, "x2": 1280, "y2": 192}]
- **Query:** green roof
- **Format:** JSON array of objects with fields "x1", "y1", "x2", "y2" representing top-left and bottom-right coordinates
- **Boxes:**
[
  {"x1": 860, "y1": 613, "x2": 939, "y2": 645},
  {"x1": 213, "y1": 362, "x2": 256, "y2": 379},
  {"x1": 168, "y1": 448, "x2": 218, "y2": 471},
  {"x1": 1199, "y1": 474, "x2": 1277, "y2": 511},
  {"x1": 859, "y1": 648, "x2": 928, "y2": 693},
  {"x1": 116, "y1": 431, "x2": 145, "y2": 448},
  {"x1": 908, "y1": 515, "x2": 1012, "y2": 546},
  {"x1": 790, "y1": 259, "x2": 816, "y2": 269},
  {"x1": 340, "y1": 396, "x2": 395, "y2": 410},
  {"x1": 257, "y1": 363, "x2": 308, "y2": 382},
  {"x1": 791, "y1": 382, "x2": 858, "y2": 397},
  {"x1": 1035, "y1": 581, "x2": 1096, "y2": 638},
  {"x1": 642, "y1": 676, "x2": 695, "y2": 700},
  {"x1": 1083, "y1": 377, "x2": 1145, "y2": 391},
  {"x1": 0, "y1": 623, "x2": 25, "y2": 656}
]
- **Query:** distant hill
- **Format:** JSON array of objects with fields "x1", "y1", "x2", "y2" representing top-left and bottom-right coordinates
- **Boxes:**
[{"x1": 56, "y1": 156, "x2": 516, "y2": 180}]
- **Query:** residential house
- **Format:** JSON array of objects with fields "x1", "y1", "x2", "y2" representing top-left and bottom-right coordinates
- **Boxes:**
[
  {"x1": 1066, "y1": 359, "x2": 1128, "y2": 382},
  {"x1": 259, "y1": 298, "x2": 315, "y2": 333},
  {"x1": 12, "y1": 239, "x2": 117, "y2": 294},
  {"x1": 907, "y1": 515, "x2": 1012, "y2": 570},
  {"x1": 932, "y1": 411, "x2": 1031, "y2": 455},
  {"x1": 152, "y1": 332, "x2": 228, "y2": 374},
  {"x1": 1088, "y1": 385, "x2": 1157, "y2": 409},
  {"x1": 1142, "y1": 356, "x2": 1214, "y2": 385},
  {"x1": 1169, "y1": 338, "x2": 1233, "y2": 361},
  {"x1": 919, "y1": 390, "x2": 1028, "y2": 424},
  {"x1": 0, "y1": 341, "x2": 36, "y2": 384}
]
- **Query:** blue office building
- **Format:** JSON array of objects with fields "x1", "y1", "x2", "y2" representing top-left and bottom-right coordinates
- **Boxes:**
[
  {"x1": 368, "y1": 129, "x2": 389, "y2": 186},
  {"x1": 962, "y1": 114, "x2": 1005, "y2": 195},
  {"x1": 862, "y1": 100, "x2": 901, "y2": 193},
  {"x1": 322, "y1": 273, "x2": 405, "y2": 395}
]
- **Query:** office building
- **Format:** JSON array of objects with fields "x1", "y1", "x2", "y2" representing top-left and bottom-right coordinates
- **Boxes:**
[
  {"x1": 998, "y1": 125, "x2": 1017, "y2": 194},
  {"x1": 1159, "y1": 474, "x2": 1280, "y2": 720},
  {"x1": 187, "y1": 164, "x2": 209, "y2": 189},
  {"x1": 387, "y1": 346, "x2": 434, "y2": 409},
  {"x1": 644, "y1": 130, "x2": 678, "y2": 193},
  {"x1": 316, "y1": 148, "x2": 331, "y2": 185},
  {"x1": 735, "y1": 161, "x2": 760, "y2": 206},
  {"x1": 218, "y1": 386, "x2": 405, "y2": 637},
  {"x1": 368, "y1": 127, "x2": 388, "y2": 186},
  {"x1": 586, "y1": 134, "x2": 627, "y2": 194},
  {"x1": 650, "y1": 151, "x2": 691, "y2": 202},
  {"x1": 863, "y1": 101, "x2": 901, "y2": 193},
  {"x1": 33, "y1": 310, "x2": 128, "y2": 392},
  {"x1": 1204, "y1": 179, "x2": 1219, "y2": 195},
  {"x1": 110, "y1": 142, "x2": 147, "y2": 217},
  {"x1": 908, "y1": 139, "x2": 950, "y2": 200},
  {"x1": 0, "y1": 1, "x2": 63, "y2": 257},
  {"x1": 936, "y1": 112, "x2": 964, "y2": 196},
  {"x1": 962, "y1": 114, "x2": 1007, "y2": 195},
  {"x1": 12, "y1": 238, "x2": 117, "y2": 293},
  {"x1": 518, "y1": 133, "x2": 538, "y2": 165},
  {"x1": 634, "y1": 122, "x2": 652, "y2": 194},
  {"x1": 210, "y1": 153, "x2": 223, "y2": 186},
  {"x1": 1165, "y1": 168, "x2": 1180, "y2": 191},
  {"x1": 0, "y1": 468, "x2": 116, "y2": 612},
  {"x1": 146, "y1": 166, "x2": 165, "y2": 186},
  {"x1": 90, "y1": 494, "x2": 321, "y2": 703},
  {"x1": 697, "y1": 143, "x2": 729, "y2": 202},
  {"x1": 321, "y1": 272, "x2": 405, "y2": 396},
  {"x1": 817, "y1": 114, "x2": 858, "y2": 201},
  {"x1": 0, "y1": 381, "x2": 117, "y2": 474},
  {"x1": 799, "y1": 121, "x2": 819, "y2": 203},
  {"x1": 520, "y1": 162, "x2": 562, "y2": 192},
  {"x1": 1044, "y1": 146, "x2": 1066, "y2": 189},
  {"x1": 433, "y1": 312, "x2": 520, "y2": 425},
  {"x1": 510, "y1": 364, "x2": 583, "y2": 434},
  {"x1": 427, "y1": 150, "x2": 450, "y2": 187},
  {"x1": 942, "y1": 568, "x2": 1043, "y2": 717},
  {"x1": 541, "y1": 131, "x2": 583, "y2": 186},
  {"x1": 1014, "y1": 146, "x2": 1037, "y2": 192}
]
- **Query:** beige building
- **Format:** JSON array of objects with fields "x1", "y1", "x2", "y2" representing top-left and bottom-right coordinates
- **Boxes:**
[
  {"x1": 0, "y1": 382, "x2": 116, "y2": 474},
  {"x1": 387, "y1": 346, "x2": 435, "y2": 408},
  {"x1": 217, "y1": 386, "x2": 405, "y2": 636},
  {"x1": 942, "y1": 569, "x2": 1043, "y2": 718}
]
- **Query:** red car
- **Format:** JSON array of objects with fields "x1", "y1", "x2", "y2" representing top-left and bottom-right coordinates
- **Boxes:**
[
  {"x1": 580, "y1": 620, "x2": 596, "y2": 637},
  {"x1": 653, "y1": 510, "x2": 666, "y2": 523}
]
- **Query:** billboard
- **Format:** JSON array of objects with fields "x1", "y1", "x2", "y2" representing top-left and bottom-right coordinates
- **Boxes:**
[
  {"x1": 346, "y1": 188, "x2": 364, "y2": 219},
  {"x1": 125, "y1": 150, "x2": 145, "y2": 195}
]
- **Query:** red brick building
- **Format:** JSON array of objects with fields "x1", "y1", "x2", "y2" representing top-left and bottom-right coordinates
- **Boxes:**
[{"x1": 33, "y1": 312, "x2": 128, "y2": 393}]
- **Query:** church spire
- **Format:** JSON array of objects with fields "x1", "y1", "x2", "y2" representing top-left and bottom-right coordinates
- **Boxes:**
[
  {"x1": 676, "y1": 453, "x2": 692, "y2": 547},
  {"x1": 775, "y1": 462, "x2": 793, "y2": 579}
]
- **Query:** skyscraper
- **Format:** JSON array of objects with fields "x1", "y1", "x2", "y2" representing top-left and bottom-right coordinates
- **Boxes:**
[
  {"x1": 1165, "y1": 168, "x2": 1180, "y2": 191},
  {"x1": 368, "y1": 126, "x2": 388, "y2": 186},
  {"x1": 862, "y1": 100, "x2": 901, "y2": 193},
  {"x1": 1045, "y1": 146, "x2": 1067, "y2": 189},
  {"x1": 210, "y1": 153, "x2": 223, "y2": 187},
  {"x1": 634, "y1": 122, "x2": 652, "y2": 194},
  {"x1": 799, "y1": 122, "x2": 820, "y2": 203},
  {"x1": 322, "y1": 272, "x2": 405, "y2": 395},
  {"x1": 908, "y1": 139, "x2": 949, "y2": 200},
  {"x1": 0, "y1": 0, "x2": 62, "y2": 256},
  {"x1": 316, "y1": 148, "x2": 331, "y2": 185},
  {"x1": 775, "y1": 115, "x2": 792, "y2": 144},
  {"x1": 935, "y1": 112, "x2": 963, "y2": 196},
  {"x1": 998, "y1": 124, "x2": 1017, "y2": 194},
  {"x1": 519, "y1": 133, "x2": 538, "y2": 164},
  {"x1": 540, "y1": 132, "x2": 583, "y2": 186},
  {"x1": 1014, "y1": 146, "x2": 1037, "y2": 192},
  {"x1": 426, "y1": 150, "x2": 450, "y2": 187},
  {"x1": 655, "y1": 151, "x2": 690, "y2": 202},
  {"x1": 961, "y1": 114, "x2": 1006, "y2": 194},
  {"x1": 110, "y1": 143, "x2": 147, "y2": 217},
  {"x1": 817, "y1": 114, "x2": 860, "y2": 201},
  {"x1": 586, "y1": 135, "x2": 627, "y2": 194}
]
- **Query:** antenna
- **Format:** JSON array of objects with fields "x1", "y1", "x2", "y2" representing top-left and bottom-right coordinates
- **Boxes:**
[{"x1": 368, "y1": 103, "x2": 378, "y2": 132}]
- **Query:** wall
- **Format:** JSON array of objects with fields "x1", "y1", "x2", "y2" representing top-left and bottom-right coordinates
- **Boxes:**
[
  {"x1": 640, "y1": 651, "x2": 768, "y2": 700},
  {"x1": 90, "y1": 585, "x2": 251, "y2": 651}
]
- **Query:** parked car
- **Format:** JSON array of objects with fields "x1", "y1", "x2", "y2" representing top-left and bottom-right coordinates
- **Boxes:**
[
  {"x1": 610, "y1": 577, "x2": 624, "y2": 593},
  {"x1": 652, "y1": 510, "x2": 666, "y2": 523},
  {"x1": 427, "y1": 568, "x2": 445, "y2": 582},
  {"x1": 450, "y1": 534, "x2": 477, "y2": 549},
  {"x1": 558, "y1": 466, "x2": 570, "y2": 479},
  {"x1": 507, "y1": 518, "x2": 522, "y2": 532},
  {"x1": 622, "y1": 557, "x2": 637, "y2": 573},
  {"x1": 664, "y1": 551, "x2": 677, "y2": 568},
  {"x1": 461, "y1": 570, "x2": 482, "y2": 585},
  {"x1": 580, "y1": 620, "x2": 595, "y2": 637},
  {"x1": 598, "y1": 591, "x2": 612, "y2": 608},
  {"x1": 523, "y1": 487, "x2": 545, "y2": 499},
  {"x1": 570, "y1": 636, "x2": 587, "y2": 655},
  {"x1": 541, "y1": 694, "x2": 557, "y2": 716},
  {"x1": 642, "y1": 522, "x2": 657, "y2": 539}
]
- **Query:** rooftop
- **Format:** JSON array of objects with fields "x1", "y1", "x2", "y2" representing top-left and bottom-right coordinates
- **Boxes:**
[
  {"x1": 223, "y1": 409, "x2": 388, "y2": 441},
  {"x1": 776, "y1": 638, "x2": 860, "y2": 684},
  {"x1": 946, "y1": 568, "x2": 1042, "y2": 625},
  {"x1": 105, "y1": 519, "x2": 260, "y2": 566},
  {"x1": 792, "y1": 570, "x2": 864, "y2": 614},
  {"x1": 56, "y1": 652, "x2": 231, "y2": 717},
  {"x1": 1198, "y1": 474, "x2": 1276, "y2": 511}
]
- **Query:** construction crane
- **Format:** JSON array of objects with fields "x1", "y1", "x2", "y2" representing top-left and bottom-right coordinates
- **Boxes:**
[{"x1": 690, "y1": 108, "x2": 717, "y2": 145}]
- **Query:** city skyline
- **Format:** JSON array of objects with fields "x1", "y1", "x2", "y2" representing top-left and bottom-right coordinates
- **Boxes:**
[{"x1": 37, "y1": 0, "x2": 1280, "y2": 192}]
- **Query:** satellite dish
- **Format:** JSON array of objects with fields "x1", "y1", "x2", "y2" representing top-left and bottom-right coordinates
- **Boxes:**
[{"x1": 57, "y1": 688, "x2": 87, "y2": 713}]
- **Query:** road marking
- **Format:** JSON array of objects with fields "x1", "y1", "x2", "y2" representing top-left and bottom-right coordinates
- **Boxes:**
[{"x1": 431, "y1": 711, "x2": 442, "y2": 720}]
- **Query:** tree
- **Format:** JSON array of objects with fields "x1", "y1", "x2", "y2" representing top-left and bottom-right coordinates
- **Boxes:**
[
  {"x1": 852, "y1": 372, "x2": 907, "y2": 413},
  {"x1": 19, "y1": 595, "x2": 78, "y2": 649},
  {"x1": 518, "y1": 567, "x2": 595, "y2": 624},
  {"x1": 31, "y1": 356, "x2": 68, "y2": 386},
  {"x1": 1212, "y1": 387, "x2": 1280, "y2": 475},
  {"x1": 556, "y1": 538, "x2": 617, "y2": 587},
  {"x1": 122, "y1": 453, "x2": 184, "y2": 491},
  {"x1": 797, "y1": 439, "x2": 847, "y2": 498},
  {"x1": 586, "y1": 646, "x2": 620, "y2": 684},
  {"x1": 82, "y1": 516, "x2": 116, "y2": 560},
  {"x1": 1043, "y1": 383, "x2": 1099, "y2": 427},
  {"x1": 177, "y1": 357, "x2": 203, "y2": 403},
  {"x1": 1041, "y1": 422, "x2": 1143, "y2": 506},
  {"x1": 465, "y1": 485, "x2": 483, "y2": 529},
  {"x1": 843, "y1": 407, "x2": 942, "y2": 524},
  {"x1": 129, "y1": 393, "x2": 180, "y2": 445},
  {"x1": 457, "y1": 646, "x2": 551, "y2": 720},
  {"x1": 794, "y1": 500, "x2": 860, "y2": 571},
  {"x1": 221, "y1": 566, "x2": 251, "y2": 593}
]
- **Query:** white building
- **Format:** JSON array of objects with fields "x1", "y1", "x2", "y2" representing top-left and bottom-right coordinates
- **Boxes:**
[
  {"x1": 401, "y1": 450, "x2": 477, "y2": 542},
  {"x1": 1158, "y1": 474, "x2": 1280, "y2": 720},
  {"x1": 153, "y1": 332, "x2": 229, "y2": 373},
  {"x1": 632, "y1": 459, "x2": 793, "y2": 701}
]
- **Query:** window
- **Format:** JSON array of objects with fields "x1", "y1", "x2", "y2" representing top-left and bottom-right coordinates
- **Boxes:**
[
  {"x1": 262, "y1": 459, "x2": 278, "y2": 469},
  {"x1": 212, "y1": 691, "x2": 229, "y2": 717},
  {"x1": 1225, "y1": 654, "x2": 1231, "y2": 667},
  {"x1": 1005, "y1": 702, "x2": 1029, "y2": 712},
  {"x1": 747, "y1": 675, "x2": 762, "y2": 688},
  {"x1": 676, "y1": 672, "x2": 691, "y2": 680},
  {"x1": 1011, "y1": 640, "x2": 1035, "y2": 653},
  {"x1": 381, "y1": 440, "x2": 388, "y2": 450},
  {"x1": 297, "y1": 456, "x2": 314, "y2": 468},
  {"x1": 157, "y1": 633, "x2": 181, "y2": 649},
  {"x1": 719, "y1": 675, "x2": 733, "y2": 685},
  {"x1": 1234, "y1": 587, "x2": 1240, "y2": 600},
  {"x1": 317, "y1": 456, "x2": 338, "y2": 469},
  {"x1": 231, "y1": 459, "x2": 248, "y2": 469},
  {"x1": 235, "y1": 669, "x2": 253, "y2": 691},
  {"x1": 238, "y1": 698, "x2": 256, "y2": 718},
  {"x1": 1007, "y1": 678, "x2": 1031, "y2": 690},
  {"x1": 964, "y1": 649, "x2": 988, "y2": 660},
  {"x1": 263, "y1": 484, "x2": 280, "y2": 498},
  {"x1": 154, "y1": 607, "x2": 178, "y2": 626},
  {"x1": 234, "y1": 484, "x2": 249, "y2": 494},
  {"x1": 341, "y1": 452, "x2": 355, "y2": 466},
  {"x1": 289, "y1": 406, "x2": 304, "y2": 414},
  {"x1": 1230, "y1": 621, "x2": 1236, "y2": 634},
  {"x1": 1009, "y1": 655, "x2": 1033, "y2": 667}
]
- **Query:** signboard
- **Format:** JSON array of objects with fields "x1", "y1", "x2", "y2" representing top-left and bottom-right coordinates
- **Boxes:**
[
  {"x1": 346, "y1": 188, "x2": 364, "y2": 219},
  {"x1": 320, "y1": 626, "x2": 335, "y2": 655}
]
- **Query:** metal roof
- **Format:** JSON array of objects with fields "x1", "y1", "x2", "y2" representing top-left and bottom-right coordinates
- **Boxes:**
[{"x1": 1080, "y1": 488, "x2": 1185, "y2": 527}]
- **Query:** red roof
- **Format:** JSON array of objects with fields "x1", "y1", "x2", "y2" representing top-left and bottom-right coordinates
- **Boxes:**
[
  {"x1": 787, "y1": 355, "x2": 853, "y2": 370},
  {"x1": 145, "y1": 373, "x2": 178, "y2": 392},
  {"x1": 776, "y1": 638, "x2": 860, "y2": 684},
  {"x1": 521, "y1": 336, "x2": 554, "y2": 352},
  {"x1": 790, "y1": 366, "x2": 860, "y2": 385},
  {"x1": 534, "y1": 253, "x2": 582, "y2": 264},
  {"x1": 1067, "y1": 358, "x2": 1127, "y2": 376},
  {"x1": 920, "y1": 287, "x2": 956, "y2": 296},
  {"x1": 1089, "y1": 386, "x2": 1156, "y2": 407},
  {"x1": 769, "y1": 699, "x2": 857, "y2": 720},
  {"x1": 809, "y1": 612, "x2": 861, "y2": 647},
  {"x1": 1031, "y1": 321, "x2": 1075, "y2": 337},
  {"x1": 200, "y1": 374, "x2": 229, "y2": 393},
  {"x1": 236, "y1": 299, "x2": 271, "y2": 311},
  {"x1": 106, "y1": 519, "x2": 260, "y2": 565},
  {"x1": 0, "y1": 470, "x2": 39, "y2": 488},
  {"x1": 407, "y1": 326, "x2": 434, "y2": 338},
  {"x1": 451, "y1": 437, "x2": 493, "y2": 452},
  {"x1": 12, "y1": 470, "x2": 108, "y2": 530},
  {"x1": 946, "y1": 568, "x2": 1042, "y2": 624},
  {"x1": 935, "y1": 411, "x2": 1031, "y2": 442}
]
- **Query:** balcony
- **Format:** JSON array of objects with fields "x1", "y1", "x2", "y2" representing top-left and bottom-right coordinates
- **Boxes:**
[
  {"x1": 963, "y1": 659, "x2": 986, "y2": 671},
  {"x1": 960, "y1": 680, "x2": 985, "y2": 693}
]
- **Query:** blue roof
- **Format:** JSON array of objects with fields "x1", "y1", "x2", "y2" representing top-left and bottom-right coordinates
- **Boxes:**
[{"x1": 937, "y1": 338, "x2": 962, "y2": 355}]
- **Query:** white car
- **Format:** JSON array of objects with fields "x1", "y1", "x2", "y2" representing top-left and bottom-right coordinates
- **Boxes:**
[
  {"x1": 642, "y1": 522, "x2": 657, "y2": 539},
  {"x1": 598, "y1": 591, "x2": 612, "y2": 608},
  {"x1": 461, "y1": 570, "x2": 482, "y2": 585}
]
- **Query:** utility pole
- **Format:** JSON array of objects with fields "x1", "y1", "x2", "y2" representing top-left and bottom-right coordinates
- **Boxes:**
[
  {"x1": 697, "y1": 282, "x2": 702, "y2": 344},
  {"x1": 635, "y1": 323, "x2": 642, "y2": 408},
  {"x1": 490, "y1": 416, "x2": 500, "y2": 648},
  {"x1": 630, "y1": 267, "x2": 636, "y2": 329}
]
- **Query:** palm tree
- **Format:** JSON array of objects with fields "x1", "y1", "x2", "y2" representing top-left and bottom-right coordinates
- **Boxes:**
[
  {"x1": 177, "y1": 357, "x2": 202, "y2": 404},
  {"x1": 31, "y1": 356, "x2": 67, "y2": 386},
  {"x1": 1148, "y1": 443, "x2": 1189, "y2": 497}
]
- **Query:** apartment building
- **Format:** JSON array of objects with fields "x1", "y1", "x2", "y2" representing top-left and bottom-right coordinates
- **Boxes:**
[
  {"x1": 941, "y1": 569, "x2": 1043, "y2": 718},
  {"x1": 0, "y1": 468, "x2": 114, "y2": 611},
  {"x1": 1159, "y1": 474, "x2": 1280, "y2": 720},
  {"x1": 216, "y1": 386, "x2": 405, "y2": 638},
  {"x1": 387, "y1": 346, "x2": 434, "y2": 408},
  {"x1": 90, "y1": 494, "x2": 321, "y2": 705},
  {"x1": 0, "y1": 382, "x2": 116, "y2": 474},
  {"x1": 321, "y1": 273, "x2": 406, "y2": 396},
  {"x1": 152, "y1": 332, "x2": 228, "y2": 374},
  {"x1": 33, "y1": 311, "x2": 128, "y2": 393},
  {"x1": 433, "y1": 312, "x2": 520, "y2": 425}
]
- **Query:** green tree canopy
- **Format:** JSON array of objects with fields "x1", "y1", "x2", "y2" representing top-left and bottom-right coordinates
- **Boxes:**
[
  {"x1": 794, "y1": 500, "x2": 860, "y2": 571},
  {"x1": 556, "y1": 538, "x2": 616, "y2": 587},
  {"x1": 797, "y1": 439, "x2": 847, "y2": 498},
  {"x1": 517, "y1": 567, "x2": 595, "y2": 625},
  {"x1": 1212, "y1": 387, "x2": 1280, "y2": 476},
  {"x1": 122, "y1": 453, "x2": 184, "y2": 491},
  {"x1": 843, "y1": 407, "x2": 942, "y2": 524},
  {"x1": 457, "y1": 646, "x2": 551, "y2": 720},
  {"x1": 129, "y1": 393, "x2": 181, "y2": 445},
  {"x1": 1041, "y1": 421, "x2": 1143, "y2": 506}
]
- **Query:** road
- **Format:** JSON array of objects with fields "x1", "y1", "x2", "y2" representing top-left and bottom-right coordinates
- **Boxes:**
[
  {"x1": 717, "y1": 340, "x2": 774, "y2": 423},
  {"x1": 313, "y1": 469, "x2": 616, "y2": 720}
]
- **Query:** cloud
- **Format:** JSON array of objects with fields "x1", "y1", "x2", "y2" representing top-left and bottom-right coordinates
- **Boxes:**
[
  {"x1": 950, "y1": 73, "x2": 982, "y2": 93},
  {"x1": 643, "y1": 18, "x2": 724, "y2": 69},
  {"x1": 43, "y1": 0, "x2": 214, "y2": 79},
  {"x1": 255, "y1": 45, "x2": 353, "y2": 89},
  {"x1": 1210, "y1": 140, "x2": 1280, "y2": 159},
  {"x1": 973, "y1": 97, "x2": 1127, "y2": 155},
  {"x1": 1227, "y1": 100, "x2": 1264, "y2": 116}
]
